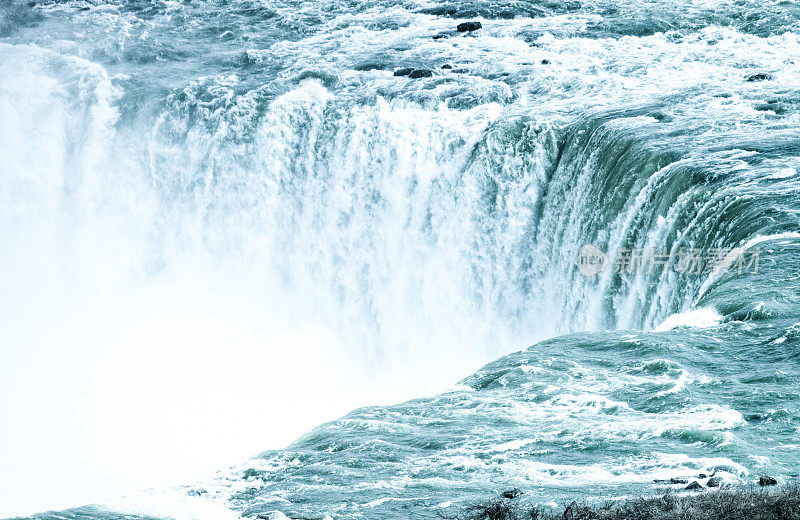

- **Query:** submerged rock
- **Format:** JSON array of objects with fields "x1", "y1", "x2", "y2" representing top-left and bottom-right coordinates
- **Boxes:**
[
  {"x1": 541, "y1": 59, "x2": 551, "y2": 65},
  {"x1": 408, "y1": 69, "x2": 433, "y2": 78},
  {"x1": 747, "y1": 72, "x2": 774, "y2": 82},
  {"x1": 501, "y1": 488, "x2": 523, "y2": 499},
  {"x1": 243, "y1": 467, "x2": 265, "y2": 480},
  {"x1": 354, "y1": 63, "x2": 384, "y2": 71},
  {"x1": 457, "y1": 21, "x2": 482, "y2": 32},
  {"x1": 759, "y1": 476, "x2": 778, "y2": 486},
  {"x1": 393, "y1": 67, "x2": 414, "y2": 76},
  {"x1": 707, "y1": 477, "x2": 723, "y2": 488},
  {"x1": 441, "y1": 64, "x2": 453, "y2": 69},
  {"x1": 671, "y1": 477, "x2": 690, "y2": 484}
]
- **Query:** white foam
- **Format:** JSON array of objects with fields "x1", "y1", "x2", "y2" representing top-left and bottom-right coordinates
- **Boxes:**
[
  {"x1": 491, "y1": 439, "x2": 537, "y2": 452},
  {"x1": 102, "y1": 489, "x2": 242, "y2": 520},
  {"x1": 654, "y1": 308, "x2": 723, "y2": 332},
  {"x1": 509, "y1": 452, "x2": 747, "y2": 487}
]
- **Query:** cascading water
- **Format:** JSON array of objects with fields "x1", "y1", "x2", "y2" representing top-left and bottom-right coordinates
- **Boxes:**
[{"x1": 2, "y1": 0, "x2": 800, "y2": 518}]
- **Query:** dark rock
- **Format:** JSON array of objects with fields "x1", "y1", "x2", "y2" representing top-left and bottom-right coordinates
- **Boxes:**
[
  {"x1": 432, "y1": 33, "x2": 449, "y2": 40},
  {"x1": 541, "y1": 59, "x2": 550, "y2": 65},
  {"x1": 457, "y1": 21, "x2": 482, "y2": 32},
  {"x1": 393, "y1": 67, "x2": 414, "y2": 76},
  {"x1": 408, "y1": 69, "x2": 433, "y2": 78},
  {"x1": 670, "y1": 477, "x2": 689, "y2": 484},
  {"x1": 707, "y1": 477, "x2": 723, "y2": 488},
  {"x1": 685, "y1": 481, "x2": 703, "y2": 490},
  {"x1": 698, "y1": 474, "x2": 708, "y2": 479},
  {"x1": 441, "y1": 64, "x2": 453, "y2": 69},
  {"x1": 747, "y1": 72, "x2": 774, "y2": 82},
  {"x1": 760, "y1": 476, "x2": 778, "y2": 486},
  {"x1": 28, "y1": 1, "x2": 36, "y2": 6},
  {"x1": 501, "y1": 488, "x2": 523, "y2": 499}
]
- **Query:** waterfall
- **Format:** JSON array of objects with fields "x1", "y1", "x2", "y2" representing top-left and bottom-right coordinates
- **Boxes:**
[{"x1": 2, "y1": 10, "x2": 800, "y2": 513}]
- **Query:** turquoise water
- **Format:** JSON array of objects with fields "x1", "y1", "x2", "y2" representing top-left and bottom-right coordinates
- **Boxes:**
[{"x1": 2, "y1": 0, "x2": 800, "y2": 518}]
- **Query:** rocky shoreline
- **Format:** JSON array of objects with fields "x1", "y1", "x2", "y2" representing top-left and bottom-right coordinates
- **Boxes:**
[{"x1": 446, "y1": 484, "x2": 800, "y2": 520}]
